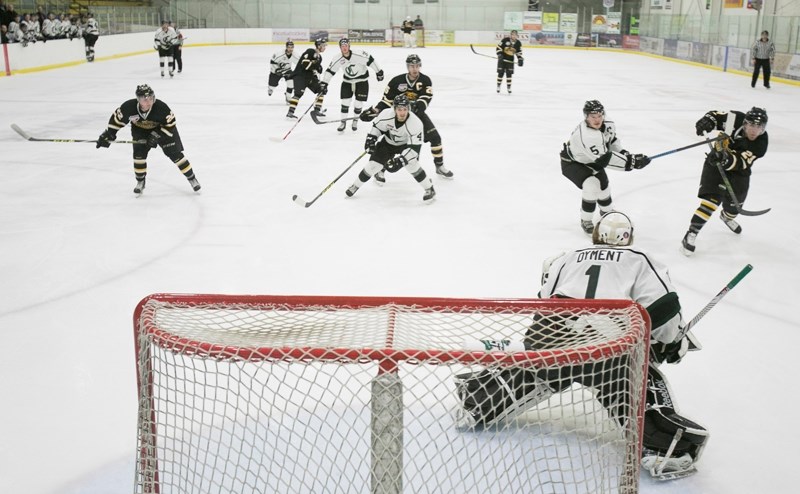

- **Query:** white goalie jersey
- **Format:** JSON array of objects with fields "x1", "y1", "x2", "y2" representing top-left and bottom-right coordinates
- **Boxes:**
[
  {"x1": 564, "y1": 120, "x2": 630, "y2": 170},
  {"x1": 540, "y1": 246, "x2": 683, "y2": 344},
  {"x1": 322, "y1": 50, "x2": 382, "y2": 84}
]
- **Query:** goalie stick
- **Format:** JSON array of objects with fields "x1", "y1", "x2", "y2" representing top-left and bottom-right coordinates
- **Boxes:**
[
  {"x1": 11, "y1": 124, "x2": 145, "y2": 144},
  {"x1": 310, "y1": 112, "x2": 360, "y2": 125},
  {"x1": 469, "y1": 44, "x2": 497, "y2": 59},
  {"x1": 708, "y1": 137, "x2": 771, "y2": 216},
  {"x1": 677, "y1": 264, "x2": 753, "y2": 339},
  {"x1": 292, "y1": 151, "x2": 367, "y2": 208}
]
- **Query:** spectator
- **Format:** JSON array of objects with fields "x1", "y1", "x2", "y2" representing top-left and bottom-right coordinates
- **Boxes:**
[
  {"x1": 413, "y1": 15, "x2": 423, "y2": 29},
  {"x1": 1, "y1": 24, "x2": 8, "y2": 44}
]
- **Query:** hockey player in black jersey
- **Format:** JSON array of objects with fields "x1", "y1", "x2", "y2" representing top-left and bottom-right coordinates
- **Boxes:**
[
  {"x1": 681, "y1": 107, "x2": 769, "y2": 255},
  {"x1": 360, "y1": 53, "x2": 453, "y2": 181},
  {"x1": 496, "y1": 30, "x2": 523, "y2": 94},
  {"x1": 96, "y1": 84, "x2": 200, "y2": 195},
  {"x1": 286, "y1": 38, "x2": 327, "y2": 119}
]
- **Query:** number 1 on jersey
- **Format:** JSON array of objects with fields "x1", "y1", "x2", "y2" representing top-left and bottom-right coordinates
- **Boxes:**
[{"x1": 585, "y1": 265, "x2": 601, "y2": 298}]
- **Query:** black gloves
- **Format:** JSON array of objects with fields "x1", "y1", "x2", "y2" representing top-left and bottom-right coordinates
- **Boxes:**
[
  {"x1": 517, "y1": 57, "x2": 524, "y2": 67},
  {"x1": 146, "y1": 131, "x2": 160, "y2": 149},
  {"x1": 695, "y1": 114, "x2": 716, "y2": 136},
  {"x1": 96, "y1": 129, "x2": 116, "y2": 149},
  {"x1": 627, "y1": 153, "x2": 651, "y2": 170},
  {"x1": 360, "y1": 108, "x2": 377, "y2": 122},
  {"x1": 319, "y1": 82, "x2": 328, "y2": 95},
  {"x1": 588, "y1": 151, "x2": 612, "y2": 170},
  {"x1": 376, "y1": 70, "x2": 384, "y2": 82},
  {"x1": 365, "y1": 134, "x2": 377, "y2": 153},
  {"x1": 386, "y1": 154, "x2": 408, "y2": 173},
  {"x1": 651, "y1": 337, "x2": 689, "y2": 365}
]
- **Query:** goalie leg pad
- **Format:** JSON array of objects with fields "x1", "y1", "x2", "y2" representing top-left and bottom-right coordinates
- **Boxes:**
[
  {"x1": 642, "y1": 364, "x2": 708, "y2": 479},
  {"x1": 454, "y1": 367, "x2": 553, "y2": 428}
]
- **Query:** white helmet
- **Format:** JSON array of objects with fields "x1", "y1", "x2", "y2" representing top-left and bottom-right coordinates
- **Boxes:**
[{"x1": 592, "y1": 212, "x2": 634, "y2": 246}]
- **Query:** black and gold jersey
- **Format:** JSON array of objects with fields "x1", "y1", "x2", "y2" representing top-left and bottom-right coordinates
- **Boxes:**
[
  {"x1": 292, "y1": 47, "x2": 324, "y2": 78},
  {"x1": 106, "y1": 98, "x2": 176, "y2": 137},
  {"x1": 496, "y1": 37, "x2": 522, "y2": 65},
  {"x1": 376, "y1": 72, "x2": 433, "y2": 113}
]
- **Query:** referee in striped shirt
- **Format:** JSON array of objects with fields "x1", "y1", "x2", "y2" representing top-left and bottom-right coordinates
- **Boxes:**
[{"x1": 751, "y1": 30, "x2": 775, "y2": 89}]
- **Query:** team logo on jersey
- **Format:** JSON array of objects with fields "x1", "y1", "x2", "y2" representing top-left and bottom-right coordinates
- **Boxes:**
[
  {"x1": 129, "y1": 116, "x2": 140, "y2": 123},
  {"x1": 398, "y1": 83, "x2": 408, "y2": 92}
]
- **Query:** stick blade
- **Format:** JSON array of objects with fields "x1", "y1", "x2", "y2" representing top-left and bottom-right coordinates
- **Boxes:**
[
  {"x1": 292, "y1": 194, "x2": 310, "y2": 208},
  {"x1": 10, "y1": 123, "x2": 32, "y2": 140},
  {"x1": 269, "y1": 136, "x2": 285, "y2": 143},
  {"x1": 310, "y1": 112, "x2": 324, "y2": 124},
  {"x1": 738, "y1": 208, "x2": 771, "y2": 216}
]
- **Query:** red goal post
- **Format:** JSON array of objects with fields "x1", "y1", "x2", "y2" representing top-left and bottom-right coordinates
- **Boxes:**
[
  {"x1": 134, "y1": 294, "x2": 650, "y2": 494},
  {"x1": 391, "y1": 26, "x2": 425, "y2": 47}
]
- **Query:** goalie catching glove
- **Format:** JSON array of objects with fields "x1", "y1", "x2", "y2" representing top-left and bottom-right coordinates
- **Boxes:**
[
  {"x1": 385, "y1": 154, "x2": 408, "y2": 173},
  {"x1": 96, "y1": 129, "x2": 117, "y2": 149}
]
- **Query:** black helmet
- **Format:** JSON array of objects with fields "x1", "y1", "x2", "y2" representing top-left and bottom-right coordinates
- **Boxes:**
[
  {"x1": 406, "y1": 54, "x2": 422, "y2": 66},
  {"x1": 583, "y1": 100, "x2": 605, "y2": 116},
  {"x1": 314, "y1": 37, "x2": 327, "y2": 48},
  {"x1": 393, "y1": 94, "x2": 410, "y2": 109},
  {"x1": 136, "y1": 84, "x2": 154, "y2": 99},
  {"x1": 744, "y1": 107, "x2": 768, "y2": 127},
  {"x1": 285, "y1": 40, "x2": 294, "y2": 48},
  {"x1": 339, "y1": 38, "x2": 350, "y2": 47}
]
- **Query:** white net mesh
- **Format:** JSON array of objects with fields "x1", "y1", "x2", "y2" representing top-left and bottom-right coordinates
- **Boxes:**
[{"x1": 134, "y1": 296, "x2": 648, "y2": 494}]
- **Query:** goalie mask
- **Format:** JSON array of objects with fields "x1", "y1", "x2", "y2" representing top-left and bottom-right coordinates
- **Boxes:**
[{"x1": 593, "y1": 211, "x2": 634, "y2": 246}]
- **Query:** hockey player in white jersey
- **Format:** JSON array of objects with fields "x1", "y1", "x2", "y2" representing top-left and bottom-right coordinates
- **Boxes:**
[
  {"x1": 82, "y1": 13, "x2": 100, "y2": 62},
  {"x1": 268, "y1": 40, "x2": 299, "y2": 105},
  {"x1": 153, "y1": 21, "x2": 177, "y2": 77},
  {"x1": 560, "y1": 100, "x2": 651, "y2": 234},
  {"x1": 320, "y1": 38, "x2": 384, "y2": 132},
  {"x1": 345, "y1": 94, "x2": 435, "y2": 203},
  {"x1": 456, "y1": 212, "x2": 707, "y2": 480}
]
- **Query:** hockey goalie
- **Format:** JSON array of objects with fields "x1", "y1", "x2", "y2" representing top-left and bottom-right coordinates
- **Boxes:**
[{"x1": 455, "y1": 212, "x2": 708, "y2": 481}]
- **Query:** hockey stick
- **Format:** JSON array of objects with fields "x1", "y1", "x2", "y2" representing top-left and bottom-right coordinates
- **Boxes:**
[
  {"x1": 10, "y1": 124, "x2": 145, "y2": 144},
  {"x1": 310, "y1": 112, "x2": 360, "y2": 125},
  {"x1": 469, "y1": 44, "x2": 497, "y2": 59},
  {"x1": 707, "y1": 137, "x2": 771, "y2": 216},
  {"x1": 270, "y1": 100, "x2": 316, "y2": 142},
  {"x1": 678, "y1": 264, "x2": 753, "y2": 338},
  {"x1": 648, "y1": 135, "x2": 727, "y2": 160},
  {"x1": 292, "y1": 151, "x2": 367, "y2": 208}
]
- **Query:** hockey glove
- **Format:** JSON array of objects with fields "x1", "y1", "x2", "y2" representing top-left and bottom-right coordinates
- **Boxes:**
[
  {"x1": 365, "y1": 134, "x2": 377, "y2": 154},
  {"x1": 146, "y1": 131, "x2": 161, "y2": 149},
  {"x1": 628, "y1": 153, "x2": 651, "y2": 170},
  {"x1": 376, "y1": 70, "x2": 384, "y2": 82},
  {"x1": 360, "y1": 108, "x2": 377, "y2": 122},
  {"x1": 318, "y1": 82, "x2": 328, "y2": 95},
  {"x1": 588, "y1": 151, "x2": 612, "y2": 171},
  {"x1": 650, "y1": 337, "x2": 690, "y2": 365},
  {"x1": 517, "y1": 56, "x2": 524, "y2": 67},
  {"x1": 695, "y1": 114, "x2": 717, "y2": 136},
  {"x1": 96, "y1": 129, "x2": 116, "y2": 149},
  {"x1": 385, "y1": 154, "x2": 408, "y2": 173},
  {"x1": 707, "y1": 148, "x2": 732, "y2": 168}
]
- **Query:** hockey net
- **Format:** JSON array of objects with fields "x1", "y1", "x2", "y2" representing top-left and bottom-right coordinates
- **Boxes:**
[
  {"x1": 134, "y1": 294, "x2": 649, "y2": 494},
  {"x1": 391, "y1": 26, "x2": 425, "y2": 48}
]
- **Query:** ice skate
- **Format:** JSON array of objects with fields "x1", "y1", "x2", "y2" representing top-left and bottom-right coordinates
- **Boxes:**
[
  {"x1": 188, "y1": 177, "x2": 201, "y2": 192},
  {"x1": 268, "y1": 88, "x2": 274, "y2": 96},
  {"x1": 681, "y1": 231, "x2": 697, "y2": 256},
  {"x1": 337, "y1": 121, "x2": 347, "y2": 132},
  {"x1": 642, "y1": 450, "x2": 698, "y2": 481},
  {"x1": 423, "y1": 186, "x2": 436, "y2": 203},
  {"x1": 496, "y1": 85, "x2": 501, "y2": 93},
  {"x1": 160, "y1": 71, "x2": 165, "y2": 77},
  {"x1": 351, "y1": 119, "x2": 358, "y2": 131},
  {"x1": 436, "y1": 164, "x2": 454, "y2": 179},
  {"x1": 133, "y1": 179, "x2": 146, "y2": 195},
  {"x1": 374, "y1": 170, "x2": 385, "y2": 186},
  {"x1": 345, "y1": 184, "x2": 359, "y2": 198},
  {"x1": 169, "y1": 71, "x2": 174, "y2": 78},
  {"x1": 311, "y1": 107, "x2": 326, "y2": 118},
  {"x1": 720, "y1": 212, "x2": 742, "y2": 234},
  {"x1": 581, "y1": 220, "x2": 594, "y2": 234},
  {"x1": 507, "y1": 86, "x2": 512, "y2": 94},
  {"x1": 286, "y1": 109, "x2": 297, "y2": 119}
]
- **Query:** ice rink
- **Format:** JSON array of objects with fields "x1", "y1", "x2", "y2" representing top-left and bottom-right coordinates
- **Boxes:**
[{"x1": 1, "y1": 43, "x2": 798, "y2": 493}]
